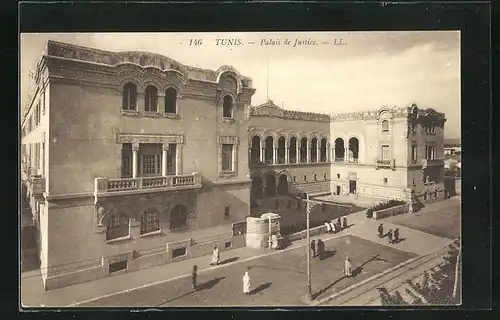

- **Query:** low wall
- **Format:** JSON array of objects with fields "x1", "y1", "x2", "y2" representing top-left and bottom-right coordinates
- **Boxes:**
[
  {"x1": 373, "y1": 203, "x2": 410, "y2": 220},
  {"x1": 43, "y1": 234, "x2": 246, "y2": 290},
  {"x1": 286, "y1": 225, "x2": 327, "y2": 242}
]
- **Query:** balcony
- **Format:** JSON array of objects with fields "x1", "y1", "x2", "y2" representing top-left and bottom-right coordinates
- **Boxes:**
[
  {"x1": 421, "y1": 158, "x2": 444, "y2": 169},
  {"x1": 94, "y1": 172, "x2": 202, "y2": 198},
  {"x1": 28, "y1": 175, "x2": 46, "y2": 200},
  {"x1": 375, "y1": 159, "x2": 396, "y2": 170}
]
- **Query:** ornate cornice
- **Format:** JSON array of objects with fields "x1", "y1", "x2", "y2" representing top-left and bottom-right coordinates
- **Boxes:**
[
  {"x1": 116, "y1": 133, "x2": 184, "y2": 144},
  {"x1": 330, "y1": 104, "x2": 445, "y2": 123},
  {"x1": 250, "y1": 99, "x2": 330, "y2": 122}
]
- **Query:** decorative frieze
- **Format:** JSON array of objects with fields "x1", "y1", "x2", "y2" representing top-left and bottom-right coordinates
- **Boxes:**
[
  {"x1": 250, "y1": 100, "x2": 330, "y2": 122},
  {"x1": 117, "y1": 133, "x2": 184, "y2": 145},
  {"x1": 217, "y1": 136, "x2": 239, "y2": 145}
]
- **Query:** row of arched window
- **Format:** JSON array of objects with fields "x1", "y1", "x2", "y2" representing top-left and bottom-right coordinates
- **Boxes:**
[
  {"x1": 333, "y1": 137, "x2": 359, "y2": 162},
  {"x1": 122, "y1": 82, "x2": 235, "y2": 118},
  {"x1": 250, "y1": 136, "x2": 328, "y2": 165},
  {"x1": 105, "y1": 205, "x2": 188, "y2": 241}
]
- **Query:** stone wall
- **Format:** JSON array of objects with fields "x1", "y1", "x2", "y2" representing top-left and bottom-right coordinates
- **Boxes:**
[{"x1": 372, "y1": 203, "x2": 411, "y2": 220}]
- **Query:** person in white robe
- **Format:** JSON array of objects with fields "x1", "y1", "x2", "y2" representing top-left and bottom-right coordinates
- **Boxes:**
[
  {"x1": 325, "y1": 221, "x2": 332, "y2": 233},
  {"x1": 210, "y1": 244, "x2": 220, "y2": 266},
  {"x1": 344, "y1": 256, "x2": 352, "y2": 277},
  {"x1": 243, "y1": 271, "x2": 251, "y2": 294},
  {"x1": 271, "y1": 234, "x2": 279, "y2": 249},
  {"x1": 331, "y1": 221, "x2": 337, "y2": 233}
]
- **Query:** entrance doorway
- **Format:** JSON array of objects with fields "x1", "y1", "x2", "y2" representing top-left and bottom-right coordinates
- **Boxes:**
[
  {"x1": 336, "y1": 186, "x2": 341, "y2": 195},
  {"x1": 349, "y1": 180, "x2": 357, "y2": 194}
]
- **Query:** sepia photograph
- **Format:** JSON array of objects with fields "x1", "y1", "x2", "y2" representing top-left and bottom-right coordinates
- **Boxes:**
[{"x1": 20, "y1": 31, "x2": 461, "y2": 308}]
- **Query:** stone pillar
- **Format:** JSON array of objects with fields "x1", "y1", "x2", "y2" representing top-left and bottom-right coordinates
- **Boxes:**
[
  {"x1": 132, "y1": 143, "x2": 139, "y2": 178},
  {"x1": 326, "y1": 143, "x2": 330, "y2": 162},
  {"x1": 285, "y1": 141, "x2": 289, "y2": 164},
  {"x1": 344, "y1": 147, "x2": 348, "y2": 162},
  {"x1": 137, "y1": 92, "x2": 145, "y2": 113},
  {"x1": 158, "y1": 93, "x2": 165, "y2": 113},
  {"x1": 306, "y1": 140, "x2": 311, "y2": 163},
  {"x1": 260, "y1": 141, "x2": 265, "y2": 163},
  {"x1": 176, "y1": 144, "x2": 182, "y2": 175},
  {"x1": 296, "y1": 142, "x2": 300, "y2": 163},
  {"x1": 162, "y1": 144, "x2": 168, "y2": 176},
  {"x1": 273, "y1": 147, "x2": 278, "y2": 164},
  {"x1": 316, "y1": 141, "x2": 320, "y2": 163},
  {"x1": 232, "y1": 144, "x2": 238, "y2": 172}
]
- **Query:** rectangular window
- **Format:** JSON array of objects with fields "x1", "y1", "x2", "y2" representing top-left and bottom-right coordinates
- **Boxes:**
[
  {"x1": 337, "y1": 174, "x2": 340, "y2": 179},
  {"x1": 121, "y1": 143, "x2": 132, "y2": 178},
  {"x1": 383, "y1": 177, "x2": 388, "y2": 186},
  {"x1": 225, "y1": 241, "x2": 232, "y2": 248},
  {"x1": 381, "y1": 145, "x2": 390, "y2": 161},
  {"x1": 172, "y1": 247, "x2": 187, "y2": 259},
  {"x1": 224, "y1": 206, "x2": 230, "y2": 219},
  {"x1": 139, "y1": 144, "x2": 162, "y2": 176},
  {"x1": 411, "y1": 144, "x2": 417, "y2": 163},
  {"x1": 167, "y1": 144, "x2": 176, "y2": 174},
  {"x1": 109, "y1": 260, "x2": 127, "y2": 274},
  {"x1": 221, "y1": 144, "x2": 233, "y2": 171}
]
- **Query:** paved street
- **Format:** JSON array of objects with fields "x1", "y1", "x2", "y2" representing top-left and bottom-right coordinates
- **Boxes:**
[
  {"x1": 78, "y1": 234, "x2": 415, "y2": 307},
  {"x1": 383, "y1": 197, "x2": 461, "y2": 240}
]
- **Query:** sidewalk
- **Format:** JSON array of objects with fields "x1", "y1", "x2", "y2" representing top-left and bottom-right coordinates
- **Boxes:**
[{"x1": 21, "y1": 203, "x2": 454, "y2": 308}]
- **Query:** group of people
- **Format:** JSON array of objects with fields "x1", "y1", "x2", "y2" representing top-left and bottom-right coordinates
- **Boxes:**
[
  {"x1": 325, "y1": 216, "x2": 348, "y2": 234},
  {"x1": 377, "y1": 223, "x2": 401, "y2": 244},
  {"x1": 310, "y1": 238, "x2": 326, "y2": 260}
]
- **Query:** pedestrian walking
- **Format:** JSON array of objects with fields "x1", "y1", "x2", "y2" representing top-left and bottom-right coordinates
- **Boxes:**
[
  {"x1": 337, "y1": 217, "x2": 342, "y2": 230},
  {"x1": 210, "y1": 244, "x2": 220, "y2": 266},
  {"x1": 310, "y1": 239, "x2": 316, "y2": 257},
  {"x1": 378, "y1": 223, "x2": 384, "y2": 238},
  {"x1": 331, "y1": 221, "x2": 337, "y2": 233},
  {"x1": 387, "y1": 229, "x2": 393, "y2": 244},
  {"x1": 344, "y1": 256, "x2": 352, "y2": 277},
  {"x1": 342, "y1": 217, "x2": 348, "y2": 229},
  {"x1": 317, "y1": 239, "x2": 325, "y2": 260},
  {"x1": 243, "y1": 271, "x2": 251, "y2": 295},
  {"x1": 191, "y1": 265, "x2": 198, "y2": 290},
  {"x1": 394, "y1": 228, "x2": 400, "y2": 244}
]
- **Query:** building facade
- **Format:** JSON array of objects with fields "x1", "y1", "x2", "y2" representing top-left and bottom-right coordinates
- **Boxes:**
[
  {"x1": 330, "y1": 105, "x2": 446, "y2": 204},
  {"x1": 21, "y1": 41, "x2": 255, "y2": 290},
  {"x1": 20, "y1": 40, "x2": 446, "y2": 290}
]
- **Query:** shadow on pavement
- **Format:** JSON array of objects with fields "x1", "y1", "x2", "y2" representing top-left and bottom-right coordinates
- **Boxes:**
[
  {"x1": 312, "y1": 253, "x2": 383, "y2": 300},
  {"x1": 394, "y1": 237, "x2": 407, "y2": 244},
  {"x1": 247, "y1": 265, "x2": 307, "y2": 275},
  {"x1": 220, "y1": 257, "x2": 239, "y2": 265},
  {"x1": 319, "y1": 250, "x2": 336, "y2": 261},
  {"x1": 157, "y1": 277, "x2": 226, "y2": 306},
  {"x1": 249, "y1": 282, "x2": 272, "y2": 295}
]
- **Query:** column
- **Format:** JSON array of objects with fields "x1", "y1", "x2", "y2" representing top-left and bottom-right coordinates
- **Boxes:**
[
  {"x1": 132, "y1": 143, "x2": 139, "y2": 179},
  {"x1": 296, "y1": 142, "x2": 300, "y2": 163},
  {"x1": 176, "y1": 144, "x2": 182, "y2": 175},
  {"x1": 306, "y1": 139, "x2": 311, "y2": 163},
  {"x1": 285, "y1": 141, "x2": 289, "y2": 164},
  {"x1": 232, "y1": 144, "x2": 238, "y2": 172},
  {"x1": 161, "y1": 144, "x2": 168, "y2": 176},
  {"x1": 260, "y1": 141, "x2": 265, "y2": 163},
  {"x1": 316, "y1": 141, "x2": 320, "y2": 163},
  {"x1": 326, "y1": 143, "x2": 330, "y2": 162},
  {"x1": 158, "y1": 93, "x2": 165, "y2": 114},
  {"x1": 273, "y1": 145, "x2": 278, "y2": 165},
  {"x1": 344, "y1": 147, "x2": 348, "y2": 162}
]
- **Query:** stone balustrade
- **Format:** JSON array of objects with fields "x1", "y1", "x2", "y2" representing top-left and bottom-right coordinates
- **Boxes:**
[
  {"x1": 94, "y1": 172, "x2": 202, "y2": 196},
  {"x1": 375, "y1": 159, "x2": 396, "y2": 170}
]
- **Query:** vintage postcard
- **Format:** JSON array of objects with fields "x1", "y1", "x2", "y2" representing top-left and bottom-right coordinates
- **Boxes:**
[{"x1": 20, "y1": 31, "x2": 461, "y2": 308}]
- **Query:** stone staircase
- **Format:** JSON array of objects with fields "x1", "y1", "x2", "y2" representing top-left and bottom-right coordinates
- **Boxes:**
[{"x1": 289, "y1": 180, "x2": 331, "y2": 197}]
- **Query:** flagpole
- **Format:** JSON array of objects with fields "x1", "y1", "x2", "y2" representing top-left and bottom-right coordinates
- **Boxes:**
[{"x1": 266, "y1": 51, "x2": 269, "y2": 101}]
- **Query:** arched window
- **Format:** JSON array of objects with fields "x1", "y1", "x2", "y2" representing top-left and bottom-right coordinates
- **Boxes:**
[
  {"x1": 170, "y1": 205, "x2": 188, "y2": 231},
  {"x1": 251, "y1": 136, "x2": 261, "y2": 165},
  {"x1": 320, "y1": 138, "x2": 327, "y2": 162},
  {"x1": 122, "y1": 83, "x2": 137, "y2": 111},
  {"x1": 348, "y1": 137, "x2": 359, "y2": 162},
  {"x1": 382, "y1": 120, "x2": 389, "y2": 132},
  {"x1": 140, "y1": 208, "x2": 160, "y2": 235},
  {"x1": 311, "y1": 138, "x2": 318, "y2": 163},
  {"x1": 277, "y1": 137, "x2": 286, "y2": 164},
  {"x1": 300, "y1": 138, "x2": 308, "y2": 163},
  {"x1": 223, "y1": 95, "x2": 233, "y2": 118},
  {"x1": 144, "y1": 85, "x2": 158, "y2": 112},
  {"x1": 106, "y1": 213, "x2": 129, "y2": 241},
  {"x1": 334, "y1": 138, "x2": 345, "y2": 162},
  {"x1": 265, "y1": 136, "x2": 274, "y2": 164},
  {"x1": 277, "y1": 174, "x2": 288, "y2": 195},
  {"x1": 165, "y1": 88, "x2": 177, "y2": 114},
  {"x1": 289, "y1": 137, "x2": 297, "y2": 164}
]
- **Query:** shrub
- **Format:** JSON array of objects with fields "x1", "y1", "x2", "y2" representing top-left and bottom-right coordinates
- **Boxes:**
[{"x1": 366, "y1": 199, "x2": 407, "y2": 218}]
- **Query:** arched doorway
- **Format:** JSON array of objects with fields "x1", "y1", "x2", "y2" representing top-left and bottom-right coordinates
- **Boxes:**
[
  {"x1": 251, "y1": 176, "x2": 264, "y2": 199},
  {"x1": 170, "y1": 205, "x2": 188, "y2": 231},
  {"x1": 251, "y1": 136, "x2": 261, "y2": 164},
  {"x1": 265, "y1": 174, "x2": 276, "y2": 197},
  {"x1": 277, "y1": 174, "x2": 289, "y2": 195},
  {"x1": 334, "y1": 138, "x2": 345, "y2": 162}
]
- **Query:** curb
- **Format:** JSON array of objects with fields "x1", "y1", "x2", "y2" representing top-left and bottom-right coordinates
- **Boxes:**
[
  {"x1": 68, "y1": 231, "x2": 350, "y2": 307},
  {"x1": 313, "y1": 242, "x2": 454, "y2": 306}
]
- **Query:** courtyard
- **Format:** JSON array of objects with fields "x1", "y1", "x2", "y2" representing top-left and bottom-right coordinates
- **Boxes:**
[
  {"x1": 78, "y1": 234, "x2": 415, "y2": 307},
  {"x1": 383, "y1": 197, "x2": 461, "y2": 240}
]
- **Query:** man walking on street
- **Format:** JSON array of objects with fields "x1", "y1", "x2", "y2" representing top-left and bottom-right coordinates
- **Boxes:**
[
  {"x1": 388, "y1": 229, "x2": 393, "y2": 244},
  {"x1": 342, "y1": 217, "x2": 348, "y2": 229},
  {"x1": 394, "y1": 228, "x2": 400, "y2": 244},
  {"x1": 191, "y1": 265, "x2": 198, "y2": 291},
  {"x1": 310, "y1": 239, "x2": 316, "y2": 258},
  {"x1": 378, "y1": 223, "x2": 384, "y2": 238}
]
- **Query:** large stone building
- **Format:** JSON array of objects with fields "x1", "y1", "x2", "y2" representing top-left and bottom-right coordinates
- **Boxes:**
[
  {"x1": 20, "y1": 40, "x2": 446, "y2": 290},
  {"x1": 329, "y1": 105, "x2": 446, "y2": 203}
]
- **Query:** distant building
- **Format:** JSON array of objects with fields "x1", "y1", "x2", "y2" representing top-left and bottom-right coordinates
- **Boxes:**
[{"x1": 444, "y1": 138, "x2": 461, "y2": 155}]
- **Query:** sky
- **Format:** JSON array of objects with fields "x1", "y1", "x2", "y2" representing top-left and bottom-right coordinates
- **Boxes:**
[{"x1": 20, "y1": 31, "x2": 461, "y2": 138}]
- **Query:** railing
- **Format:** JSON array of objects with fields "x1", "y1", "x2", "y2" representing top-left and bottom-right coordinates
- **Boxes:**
[
  {"x1": 376, "y1": 159, "x2": 396, "y2": 170},
  {"x1": 334, "y1": 157, "x2": 344, "y2": 162},
  {"x1": 94, "y1": 172, "x2": 202, "y2": 195},
  {"x1": 421, "y1": 158, "x2": 444, "y2": 168}
]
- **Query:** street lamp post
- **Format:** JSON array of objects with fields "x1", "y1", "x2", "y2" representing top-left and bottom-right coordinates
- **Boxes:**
[{"x1": 296, "y1": 192, "x2": 322, "y2": 302}]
